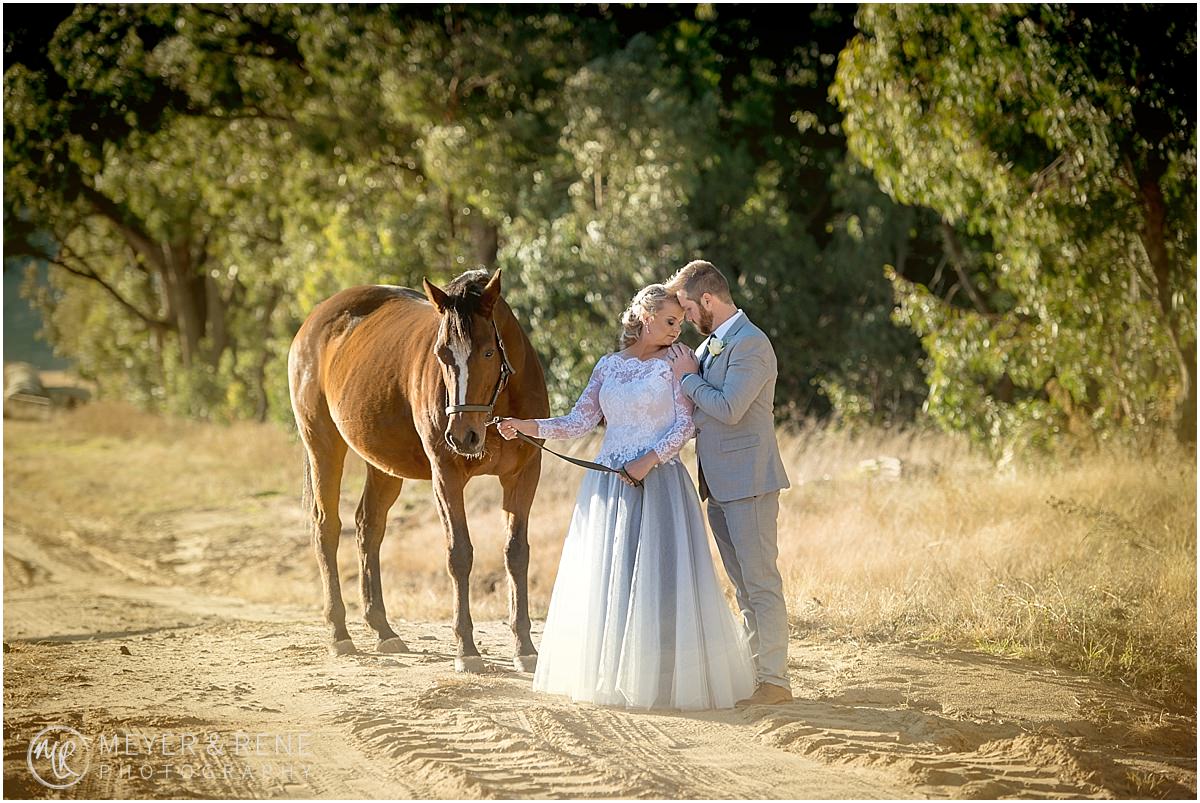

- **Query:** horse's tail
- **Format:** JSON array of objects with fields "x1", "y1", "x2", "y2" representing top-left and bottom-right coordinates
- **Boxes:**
[{"x1": 301, "y1": 450, "x2": 314, "y2": 518}]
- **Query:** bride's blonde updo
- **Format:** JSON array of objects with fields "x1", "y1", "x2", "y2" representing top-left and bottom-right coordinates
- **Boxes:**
[{"x1": 618, "y1": 284, "x2": 676, "y2": 349}]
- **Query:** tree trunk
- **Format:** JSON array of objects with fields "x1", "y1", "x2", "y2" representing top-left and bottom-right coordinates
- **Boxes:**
[
  {"x1": 206, "y1": 272, "x2": 230, "y2": 364},
  {"x1": 470, "y1": 216, "x2": 499, "y2": 269},
  {"x1": 1179, "y1": 341, "x2": 1197, "y2": 444},
  {"x1": 252, "y1": 287, "x2": 282, "y2": 422},
  {"x1": 939, "y1": 222, "x2": 989, "y2": 314},
  {"x1": 443, "y1": 190, "x2": 458, "y2": 273},
  {"x1": 1137, "y1": 173, "x2": 1195, "y2": 443},
  {"x1": 163, "y1": 240, "x2": 207, "y2": 368}
]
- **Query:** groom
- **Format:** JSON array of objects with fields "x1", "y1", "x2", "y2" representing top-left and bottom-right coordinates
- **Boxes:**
[{"x1": 666, "y1": 260, "x2": 793, "y2": 706}]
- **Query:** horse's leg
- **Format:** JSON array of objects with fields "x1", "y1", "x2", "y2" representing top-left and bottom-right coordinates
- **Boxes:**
[
  {"x1": 499, "y1": 455, "x2": 541, "y2": 672},
  {"x1": 355, "y1": 465, "x2": 407, "y2": 653},
  {"x1": 305, "y1": 432, "x2": 353, "y2": 655},
  {"x1": 432, "y1": 470, "x2": 483, "y2": 673}
]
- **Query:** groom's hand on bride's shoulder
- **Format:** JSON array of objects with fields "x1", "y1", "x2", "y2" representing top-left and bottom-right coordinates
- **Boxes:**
[{"x1": 667, "y1": 344, "x2": 698, "y2": 379}]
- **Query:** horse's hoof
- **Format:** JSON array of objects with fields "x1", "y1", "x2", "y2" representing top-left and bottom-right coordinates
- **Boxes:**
[
  {"x1": 454, "y1": 655, "x2": 487, "y2": 674},
  {"x1": 513, "y1": 654, "x2": 538, "y2": 673},
  {"x1": 328, "y1": 639, "x2": 357, "y2": 656},
  {"x1": 377, "y1": 637, "x2": 409, "y2": 654}
]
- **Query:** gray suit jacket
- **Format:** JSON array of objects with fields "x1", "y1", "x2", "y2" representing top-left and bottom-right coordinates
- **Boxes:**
[{"x1": 680, "y1": 315, "x2": 790, "y2": 503}]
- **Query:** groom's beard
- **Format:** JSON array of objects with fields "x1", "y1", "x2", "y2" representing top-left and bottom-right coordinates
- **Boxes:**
[{"x1": 695, "y1": 306, "x2": 715, "y2": 336}]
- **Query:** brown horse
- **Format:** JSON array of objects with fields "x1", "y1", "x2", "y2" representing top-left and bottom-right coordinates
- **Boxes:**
[{"x1": 288, "y1": 269, "x2": 549, "y2": 672}]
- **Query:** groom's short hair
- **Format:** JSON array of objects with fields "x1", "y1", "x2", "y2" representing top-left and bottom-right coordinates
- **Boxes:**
[{"x1": 667, "y1": 260, "x2": 733, "y2": 303}]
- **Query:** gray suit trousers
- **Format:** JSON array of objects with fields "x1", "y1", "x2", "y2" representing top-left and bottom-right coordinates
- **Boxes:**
[{"x1": 706, "y1": 491, "x2": 789, "y2": 689}]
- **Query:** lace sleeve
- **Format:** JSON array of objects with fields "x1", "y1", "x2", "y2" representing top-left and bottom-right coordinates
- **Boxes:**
[
  {"x1": 535, "y1": 356, "x2": 606, "y2": 439},
  {"x1": 651, "y1": 369, "x2": 695, "y2": 463}
]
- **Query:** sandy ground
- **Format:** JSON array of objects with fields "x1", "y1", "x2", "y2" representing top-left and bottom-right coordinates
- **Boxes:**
[{"x1": 3, "y1": 424, "x2": 1196, "y2": 799}]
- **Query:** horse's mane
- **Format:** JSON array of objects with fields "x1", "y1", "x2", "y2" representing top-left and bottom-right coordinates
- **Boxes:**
[
  {"x1": 443, "y1": 270, "x2": 492, "y2": 312},
  {"x1": 440, "y1": 269, "x2": 494, "y2": 341}
]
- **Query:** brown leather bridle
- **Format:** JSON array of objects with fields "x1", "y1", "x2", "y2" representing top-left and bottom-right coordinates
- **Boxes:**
[{"x1": 443, "y1": 318, "x2": 514, "y2": 419}]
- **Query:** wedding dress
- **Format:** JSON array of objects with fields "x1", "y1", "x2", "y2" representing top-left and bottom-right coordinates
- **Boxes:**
[{"x1": 531, "y1": 353, "x2": 755, "y2": 710}]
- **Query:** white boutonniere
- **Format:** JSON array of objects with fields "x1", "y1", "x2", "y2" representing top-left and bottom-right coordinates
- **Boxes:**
[{"x1": 708, "y1": 336, "x2": 725, "y2": 356}]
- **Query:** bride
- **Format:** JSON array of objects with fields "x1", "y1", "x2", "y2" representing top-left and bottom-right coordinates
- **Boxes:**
[{"x1": 497, "y1": 284, "x2": 755, "y2": 710}]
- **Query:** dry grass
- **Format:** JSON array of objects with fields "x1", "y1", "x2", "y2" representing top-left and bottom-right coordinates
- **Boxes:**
[
  {"x1": 5, "y1": 401, "x2": 1194, "y2": 708},
  {"x1": 771, "y1": 426, "x2": 1196, "y2": 707}
]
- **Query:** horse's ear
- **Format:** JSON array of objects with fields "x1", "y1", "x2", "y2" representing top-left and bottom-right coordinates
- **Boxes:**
[
  {"x1": 423, "y1": 277, "x2": 450, "y2": 312},
  {"x1": 478, "y1": 270, "x2": 502, "y2": 317}
]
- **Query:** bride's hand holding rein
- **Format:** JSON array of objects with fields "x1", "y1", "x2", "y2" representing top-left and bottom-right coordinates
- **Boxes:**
[
  {"x1": 496, "y1": 418, "x2": 538, "y2": 440},
  {"x1": 621, "y1": 452, "x2": 659, "y2": 486}
]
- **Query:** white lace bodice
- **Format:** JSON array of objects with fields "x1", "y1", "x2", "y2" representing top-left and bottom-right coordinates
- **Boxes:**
[{"x1": 535, "y1": 353, "x2": 695, "y2": 468}]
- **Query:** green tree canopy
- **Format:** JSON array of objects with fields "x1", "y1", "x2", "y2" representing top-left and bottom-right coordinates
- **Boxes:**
[
  {"x1": 835, "y1": 3, "x2": 1196, "y2": 450},
  {"x1": 7, "y1": 4, "x2": 932, "y2": 426},
  {"x1": 16, "y1": 3, "x2": 1187, "y2": 453}
]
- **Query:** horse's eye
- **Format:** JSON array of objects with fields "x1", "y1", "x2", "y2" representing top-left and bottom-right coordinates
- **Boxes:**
[{"x1": 485, "y1": 350, "x2": 495, "y2": 359}]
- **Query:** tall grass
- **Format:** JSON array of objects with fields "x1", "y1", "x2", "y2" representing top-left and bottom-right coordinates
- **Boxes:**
[
  {"x1": 8, "y1": 401, "x2": 1194, "y2": 707},
  {"x1": 771, "y1": 426, "x2": 1195, "y2": 707}
]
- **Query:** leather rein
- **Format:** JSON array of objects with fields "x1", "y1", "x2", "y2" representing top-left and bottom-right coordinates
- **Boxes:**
[
  {"x1": 488, "y1": 424, "x2": 643, "y2": 489},
  {"x1": 443, "y1": 319, "x2": 642, "y2": 488}
]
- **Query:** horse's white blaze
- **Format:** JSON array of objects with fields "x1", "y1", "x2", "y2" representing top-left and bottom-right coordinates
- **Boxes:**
[{"x1": 450, "y1": 337, "x2": 471, "y2": 406}]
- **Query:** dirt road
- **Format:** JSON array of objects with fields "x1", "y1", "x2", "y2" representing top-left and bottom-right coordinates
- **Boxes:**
[{"x1": 3, "y1": 417, "x2": 1195, "y2": 799}]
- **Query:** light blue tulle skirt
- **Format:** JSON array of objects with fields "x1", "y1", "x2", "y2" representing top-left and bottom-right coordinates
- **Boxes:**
[{"x1": 533, "y1": 460, "x2": 755, "y2": 710}]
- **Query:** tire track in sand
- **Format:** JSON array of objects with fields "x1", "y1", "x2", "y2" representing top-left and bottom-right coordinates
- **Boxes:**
[
  {"x1": 746, "y1": 697, "x2": 1188, "y2": 798},
  {"x1": 338, "y1": 679, "x2": 678, "y2": 799}
]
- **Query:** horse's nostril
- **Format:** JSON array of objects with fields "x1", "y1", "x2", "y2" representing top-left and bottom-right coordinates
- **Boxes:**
[{"x1": 445, "y1": 430, "x2": 482, "y2": 453}]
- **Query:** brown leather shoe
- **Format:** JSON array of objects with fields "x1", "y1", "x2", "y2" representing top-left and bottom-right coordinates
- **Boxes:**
[{"x1": 735, "y1": 682, "x2": 793, "y2": 707}]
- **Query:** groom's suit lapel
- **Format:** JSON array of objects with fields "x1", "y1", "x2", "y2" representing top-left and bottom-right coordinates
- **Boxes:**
[{"x1": 706, "y1": 314, "x2": 750, "y2": 380}]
